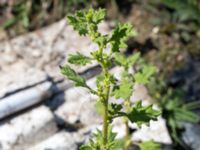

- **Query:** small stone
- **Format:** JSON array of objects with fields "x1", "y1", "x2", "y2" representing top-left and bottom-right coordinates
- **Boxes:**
[
  {"x1": 182, "y1": 123, "x2": 200, "y2": 150},
  {"x1": 131, "y1": 117, "x2": 172, "y2": 144},
  {"x1": 55, "y1": 87, "x2": 101, "y2": 125},
  {"x1": 28, "y1": 131, "x2": 77, "y2": 150},
  {"x1": 0, "y1": 63, "x2": 47, "y2": 98},
  {"x1": 0, "y1": 106, "x2": 57, "y2": 150}
]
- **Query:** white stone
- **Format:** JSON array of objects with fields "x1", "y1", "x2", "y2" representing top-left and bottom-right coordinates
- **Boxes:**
[
  {"x1": 131, "y1": 117, "x2": 172, "y2": 144},
  {"x1": 112, "y1": 118, "x2": 126, "y2": 139},
  {"x1": 55, "y1": 87, "x2": 101, "y2": 125},
  {"x1": 130, "y1": 83, "x2": 151, "y2": 104},
  {"x1": 28, "y1": 131, "x2": 77, "y2": 150},
  {"x1": 0, "y1": 106, "x2": 57, "y2": 150},
  {"x1": 0, "y1": 62, "x2": 47, "y2": 98}
]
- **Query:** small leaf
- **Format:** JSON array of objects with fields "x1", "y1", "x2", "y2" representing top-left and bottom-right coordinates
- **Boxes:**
[
  {"x1": 110, "y1": 23, "x2": 136, "y2": 52},
  {"x1": 81, "y1": 126, "x2": 118, "y2": 150},
  {"x1": 114, "y1": 52, "x2": 141, "y2": 69},
  {"x1": 80, "y1": 145, "x2": 92, "y2": 150},
  {"x1": 67, "y1": 8, "x2": 106, "y2": 36},
  {"x1": 1, "y1": 18, "x2": 17, "y2": 29},
  {"x1": 134, "y1": 65, "x2": 157, "y2": 84},
  {"x1": 127, "y1": 101, "x2": 161, "y2": 127},
  {"x1": 127, "y1": 52, "x2": 141, "y2": 67},
  {"x1": 113, "y1": 79, "x2": 133, "y2": 100},
  {"x1": 68, "y1": 52, "x2": 91, "y2": 65},
  {"x1": 110, "y1": 139, "x2": 125, "y2": 150},
  {"x1": 94, "y1": 35, "x2": 108, "y2": 46},
  {"x1": 67, "y1": 10, "x2": 88, "y2": 35},
  {"x1": 139, "y1": 141, "x2": 161, "y2": 150},
  {"x1": 114, "y1": 52, "x2": 127, "y2": 67},
  {"x1": 60, "y1": 65, "x2": 86, "y2": 87},
  {"x1": 92, "y1": 8, "x2": 106, "y2": 23},
  {"x1": 174, "y1": 108, "x2": 200, "y2": 123},
  {"x1": 109, "y1": 103, "x2": 123, "y2": 116}
]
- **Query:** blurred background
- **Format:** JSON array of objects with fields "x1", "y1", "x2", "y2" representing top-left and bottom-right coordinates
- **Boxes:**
[{"x1": 0, "y1": 0, "x2": 200, "y2": 150}]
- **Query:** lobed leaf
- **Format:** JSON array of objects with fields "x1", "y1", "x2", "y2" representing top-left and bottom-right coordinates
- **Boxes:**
[
  {"x1": 110, "y1": 23, "x2": 136, "y2": 52},
  {"x1": 67, "y1": 13, "x2": 88, "y2": 35},
  {"x1": 80, "y1": 126, "x2": 119, "y2": 150},
  {"x1": 68, "y1": 52, "x2": 92, "y2": 65},
  {"x1": 114, "y1": 52, "x2": 141, "y2": 68},
  {"x1": 60, "y1": 65, "x2": 86, "y2": 87},
  {"x1": 134, "y1": 65, "x2": 157, "y2": 84},
  {"x1": 114, "y1": 52, "x2": 127, "y2": 67},
  {"x1": 67, "y1": 8, "x2": 106, "y2": 36},
  {"x1": 113, "y1": 79, "x2": 133, "y2": 100},
  {"x1": 139, "y1": 140, "x2": 161, "y2": 150},
  {"x1": 127, "y1": 52, "x2": 141, "y2": 67},
  {"x1": 127, "y1": 101, "x2": 161, "y2": 127},
  {"x1": 92, "y1": 8, "x2": 106, "y2": 24}
]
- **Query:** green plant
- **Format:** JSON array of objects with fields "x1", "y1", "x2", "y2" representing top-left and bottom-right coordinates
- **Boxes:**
[
  {"x1": 2, "y1": 1, "x2": 30, "y2": 29},
  {"x1": 162, "y1": 0, "x2": 200, "y2": 23},
  {"x1": 0, "y1": 0, "x2": 91, "y2": 36},
  {"x1": 61, "y1": 8, "x2": 161, "y2": 150},
  {"x1": 148, "y1": 78, "x2": 200, "y2": 149}
]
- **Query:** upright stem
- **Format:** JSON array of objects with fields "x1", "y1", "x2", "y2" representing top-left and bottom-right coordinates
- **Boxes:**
[
  {"x1": 124, "y1": 100, "x2": 131, "y2": 150},
  {"x1": 102, "y1": 70, "x2": 110, "y2": 149},
  {"x1": 103, "y1": 85, "x2": 109, "y2": 149},
  {"x1": 125, "y1": 119, "x2": 130, "y2": 150}
]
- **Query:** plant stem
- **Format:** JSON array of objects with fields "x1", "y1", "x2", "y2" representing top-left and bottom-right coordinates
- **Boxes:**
[
  {"x1": 102, "y1": 65, "x2": 110, "y2": 149},
  {"x1": 124, "y1": 100, "x2": 131, "y2": 150},
  {"x1": 103, "y1": 91, "x2": 109, "y2": 149},
  {"x1": 124, "y1": 119, "x2": 130, "y2": 150}
]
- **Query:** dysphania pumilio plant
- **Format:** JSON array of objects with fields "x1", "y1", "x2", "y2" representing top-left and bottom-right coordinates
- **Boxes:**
[{"x1": 60, "y1": 8, "x2": 161, "y2": 150}]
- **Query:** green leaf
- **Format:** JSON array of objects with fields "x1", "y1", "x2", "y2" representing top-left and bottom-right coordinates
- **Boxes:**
[
  {"x1": 60, "y1": 65, "x2": 86, "y2": 87},
  {"x1": 81, "y1": 126, "x2": 118, "y2": 150},
  {"x1": 80, "y1": 145, "x2": 92, "y2": 150},
  {"x1": 113, "y1": 79, "x2": 133, "y2": 100},
  {"x1": 110, "y1": 139, "x2": 125, "y2": 150},
  {"x1": 162, "y1": 0, "x2": 200, "y2": 22},
  {"x1": 92, "y1": 8, "x2": 106, "y2": 24},
  {"x1": 114, "y1": 52, "x2": 141, "y2": 69},
  {"x1": 22, "y1": 14, "x2": 29, "y2": 28},
  {"x1": 139, "y1": 141, "x2": 161, "y2": 150},
  {"x1": 94, "y1": 35, "x2": 108, "y2": 46},
  {"x1": 109, "y1": 103, "x2": 123, "y2": 116},
  {"x1": 127, "y1": 52, "x2": 141, "y2": 67},
  {"x1": 174, "y1": 108, "x2": 200, "y2": 123},
  {"x1": 127, "y1": 101, "x2": 161, "y2": 127},
  {"x1": 68, "y1": 52, "x2": 91, "y2": 65},
  {"x1": 114, "y1": 53, "x2": 127, "y2": 67},
  {"x1": 110, "y1": 23, "x2": 136, "y2": 52},
  {"x1": 67, "y1": 8, "x2": 106, "y2": 36},
  {"x1": 134, "y1": 65, "x2": 157, "y2": 84},
  {"x1": 67, "y1": 10, "x2": 88, "y2": 35},
  {"x1": 1, "y1": 18, "x2": 17, "y2": 29}
]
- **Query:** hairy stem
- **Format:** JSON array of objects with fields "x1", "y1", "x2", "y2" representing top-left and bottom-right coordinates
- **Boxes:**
[
  {"x1": 103, "y1": 90, "x2": 109, "y2": 149},
  {"x1": 124, "y1": 100, "x2": 131, "y2": 150},
  {"x1": 102, "y1": 65, "x2": 110, "y2": 149}
]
